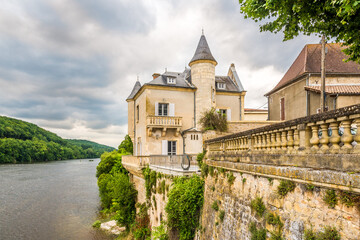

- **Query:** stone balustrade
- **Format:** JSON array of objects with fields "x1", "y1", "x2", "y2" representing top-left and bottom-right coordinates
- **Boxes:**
[
  {"x1": 206, "y1": 104, "x2": 360, "y2": 156},
  {"x1": 147, "y1": 116, "x2": 182, "y2": 127},
  {"x1": 205, "y1": 104, "x2": 360, "y2": 192}
]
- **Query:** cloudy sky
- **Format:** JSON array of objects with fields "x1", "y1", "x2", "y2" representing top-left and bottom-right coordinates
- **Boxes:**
[{"x1": 0, "y1": 0, "x2": 319, "y2": 148}]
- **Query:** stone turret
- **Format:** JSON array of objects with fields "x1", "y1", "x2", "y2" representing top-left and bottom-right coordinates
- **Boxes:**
[{"x1": 189, "y1": 34, "x2": 217, "y2": 128}]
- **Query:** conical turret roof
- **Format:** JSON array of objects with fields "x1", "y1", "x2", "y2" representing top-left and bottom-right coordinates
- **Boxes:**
[
  {"x1": 189, "y1": 34, "x2": 217, "y2": 66},
  {"x1": 126, "y1": 80, "x2": 142, "y2": 100}
]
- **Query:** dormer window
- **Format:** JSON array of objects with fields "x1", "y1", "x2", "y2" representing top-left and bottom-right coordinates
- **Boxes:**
[
  {"x1": 217, "y1": 83, "x2": 226, "y2": 89},
  {"x1": 167, "y1": 77, "x2": 176, "y2": 84}
]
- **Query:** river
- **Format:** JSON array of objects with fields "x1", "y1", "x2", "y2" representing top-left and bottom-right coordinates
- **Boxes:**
[{"x1": 0, "y1": 159, "x2": 115, "y2": 240}]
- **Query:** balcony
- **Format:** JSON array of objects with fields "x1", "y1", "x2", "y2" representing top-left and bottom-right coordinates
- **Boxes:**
[
  {"x1": 147, "y1": 116, "x2": 182, "y2": 137},
  {"x1": 149, "y1": 155, "x2": 199, "y2": 176}
]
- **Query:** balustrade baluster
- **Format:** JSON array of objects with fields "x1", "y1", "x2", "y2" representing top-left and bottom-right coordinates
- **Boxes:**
[
  {"x1": 318, "y1": 121, "x2": 330, "y2": 153},
  {"x1": 270, "y1": 131, "x2": 276, "y2": 153},
  {"x1": 286, "y1": 128, "x2": 294, "y2": 153},
  {"x1": 293, "y1": 127, "x2": 299, "y2": 152},
  {"x1": 275, "y1": 131, "x2": 281, "y2": 152},
  {"x1": 326, "y1": 119, "x2": 341, "y2": 154},
  {"x1": 261, "y1": 134, "x2": 266, "y2": 151},
  {"x1": 339, "y1": 117, "x2": 353, "y2": 153},
  {"x1": 350, "y1": 114, "x2": 360, "y2": 153},
  {"x1": 308, "y1": 123, "x2": 320, "y2": 152},
  {"x1": 281, "y1": 130, "x2": 287, "y2": 152}
]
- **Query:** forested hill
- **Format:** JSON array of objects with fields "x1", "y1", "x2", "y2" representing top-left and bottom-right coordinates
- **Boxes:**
[{"x1": 0, "y1": 116, "x2": 115, "y2": 163}]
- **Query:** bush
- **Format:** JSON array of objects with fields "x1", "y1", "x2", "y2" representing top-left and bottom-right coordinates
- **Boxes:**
[
  {"x1": 165, "y1": 175, "x2": 204, "y2": 240},
  {"x1": 227, "y1": 172, "x2": 236, "y2": 185},
  {"x1": 152, "y1": 222, "x2": 169, "y2": 240},
  {"x1": 339, "y1": 191, "x2": 360, "y2": 208},
  {"x1": 219, "y1": 210, "x2": 225, "y2": 222},
  {"x1": 96, "y1": 150, "x2": 127, "y2": 177},
  {"x1": 199, "y1": 108, "x2": 228, "y2": 132},
  {"x1": 251, "y1": 197, "x2": 266, "y2": 217},
  {"x1": 92, "y1": 220, "x2": 101, "y2": 228},
  {"x1": 118, "y1": 134, "x2": 133, "y2": 154},
  {"x1": 277, "y1": 180, "x2": 296, "y2": 197},
  {"x1": 211, "y1": 200, "x2": 219, "y2": 211},
  {"x1": 304, "y1": 226, "x2": 341, "y2": 240},
  {"x1": 323, "y1": 189, "x2": 337, "y2": 208},
  {"x1": 249, "y1": 222, "x2": 267, "y2": 240}
]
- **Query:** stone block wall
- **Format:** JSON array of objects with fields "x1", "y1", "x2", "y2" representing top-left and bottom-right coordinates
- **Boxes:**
[{"x1": 199, "y1": 169, "x2": 360, "y2": 240}]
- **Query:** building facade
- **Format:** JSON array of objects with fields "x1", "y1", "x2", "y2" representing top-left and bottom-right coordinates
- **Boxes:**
[
  {"x1": 126, "y1": 34, "x2": 246, "y2": 157},
  {"x1": 266, "y1": 43, "x2": 360, "y2": 121}
]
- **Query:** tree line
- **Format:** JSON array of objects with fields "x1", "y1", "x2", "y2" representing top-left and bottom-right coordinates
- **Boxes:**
[{"x1": 0, "y1": 116, "x2": 115, "y2": 163}]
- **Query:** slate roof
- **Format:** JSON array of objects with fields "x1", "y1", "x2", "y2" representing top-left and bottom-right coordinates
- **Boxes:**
[
  {"x1": 265, "y1": 43, "x2": 360, "y2": 96},
  {"x1": 189, "y1": 34, "x2": 217, "y2": 65},
  {"x1": 215, "y1": 76, "x2": 242, "y2": 93},
  {"x1": 304, "y1": 85, "x2": 360, "y2": 95},
  {"x1": 145, "y1": 68, "x2": 195, "y2": 89},
  {"x1": 126, "y1": 80, "x2": 142, "y2": 100}
]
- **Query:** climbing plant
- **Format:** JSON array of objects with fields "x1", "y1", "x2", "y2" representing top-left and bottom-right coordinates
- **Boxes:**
[{"x1": 165, "y1": 175, "x2": 204, "y2": 240}]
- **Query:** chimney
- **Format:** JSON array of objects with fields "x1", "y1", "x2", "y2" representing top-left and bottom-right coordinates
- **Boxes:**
[{"x1": 152, "y1": 73, "x2": 160, "y2": 79}]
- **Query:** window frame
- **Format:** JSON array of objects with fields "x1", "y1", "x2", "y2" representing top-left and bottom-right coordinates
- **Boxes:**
[
  {"x1": 217, "y1": 83, "x2": 226, "y2": 89},
  {"x1": 158, "y1": 103, "x2": 169, "y2": 116},
  {"x1": 167, "y1": 77, "x2": 176, "y2": 84},
  {"x1": 167, "y1": 141, "x2": 176, "y2": 155}
]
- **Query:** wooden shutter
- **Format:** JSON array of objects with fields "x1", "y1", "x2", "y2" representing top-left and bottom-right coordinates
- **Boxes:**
[
  {"x1": 169, "y1": 103, "x2": 175, "y2": 116},
  {"x1": 155, "y1": 102, "x2": 159, "y2": 116},
  {"x1": 162, "y1": 140, "x2": 167, "y2": 155},
  {"x1": 227, "y1": 109, "x2": 231, "y2": 121},
  {"x1": 280, "y1": 98, "x2": 285, "y2": 120}
]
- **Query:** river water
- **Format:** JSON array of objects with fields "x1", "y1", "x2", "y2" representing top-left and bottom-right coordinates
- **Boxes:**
[{"x1": 0, "y1": 159, "x2": 115, "y2": 240}]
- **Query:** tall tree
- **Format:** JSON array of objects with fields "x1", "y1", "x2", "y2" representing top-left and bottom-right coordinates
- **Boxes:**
[{"x1": 238, "y1": 0, "x2": 360, "y2": 63}]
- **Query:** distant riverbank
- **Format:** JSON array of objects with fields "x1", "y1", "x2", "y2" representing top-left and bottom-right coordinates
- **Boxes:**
[{"x1": 0, "y1": 158, "x2": 115, "y2": 240}]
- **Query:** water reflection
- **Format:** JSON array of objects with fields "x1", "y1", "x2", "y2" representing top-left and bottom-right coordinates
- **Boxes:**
[{"x1": 0, "y1": 159, "x2": 115, "y2": 240}]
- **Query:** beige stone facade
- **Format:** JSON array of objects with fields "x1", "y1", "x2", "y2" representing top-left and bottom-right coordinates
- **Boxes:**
[
  {"x1": 266, "y1": 43, "x2": 360, "y2": 121},
  {"x1": 126, "y1": 34, "x2": 246, "y2": 157}
]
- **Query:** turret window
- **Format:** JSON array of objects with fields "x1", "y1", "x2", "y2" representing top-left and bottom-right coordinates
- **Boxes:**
[
  {"x1": 167, "y1": 77, "x2": 176, "y2": 84},
  {"x1": 217, "y1": 83, "x2": 226, "y2": 89}
]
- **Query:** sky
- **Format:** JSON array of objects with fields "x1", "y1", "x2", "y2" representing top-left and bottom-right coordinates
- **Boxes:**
[{"x1": 0, "y1": 0, "x2": 319, "y2": 148}]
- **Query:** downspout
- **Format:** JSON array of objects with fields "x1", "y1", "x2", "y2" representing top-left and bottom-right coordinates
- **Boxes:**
[
  {"x1": 133, "y1": 99, "x2": 136, "y2": 156},
  {"x1": 306, "y1": 74, "x2": 310, "y2": 116},
  {"x1": 239, "y1": 96, "x2": 242, "y2": 120},
  {"x1": 267, "y1": 96, "x2": 270, "y2": 121}
]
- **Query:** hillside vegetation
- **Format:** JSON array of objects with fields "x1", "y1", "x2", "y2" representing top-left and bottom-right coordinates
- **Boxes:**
[{"x1": 0, "y1": 116, "x2": 115, "y2": 163}]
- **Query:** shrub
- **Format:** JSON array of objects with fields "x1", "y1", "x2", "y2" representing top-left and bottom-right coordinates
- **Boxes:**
[
  {"x1": 323, "y1": 189, "x2": 337, "y2": 208},
  {"x1": 317, "y1": 226, "x2": 341, "y2": 240},
  {"x1": 268, "y1": 178, "x2": 273, "y2": 185},
  {"x1": 96, "y1": 150, "x2": 127, "y2": 177},
  {"x1": 196, "y1": 150, "x2": 206, "y2": 168},
  {"x1": 243, "y1": 178, "x2": 247, "y2": 184},
  {"x1": 110, "y1": 173, "x2": 137, "y2": 229},
  {"x1": 152, "y1": 221, "x2": 169, "y2": 240},
  {"x1": 143, "y1": 167, "x2": 157, "y2": 199},
  {"x1": 305, "y1": 184, "x2": 315, "y2": 192},
  {"x1": 227, "y1": 172, "x2": 236, "y2": 185},
  {"x1": 201, "y1": 164, "x2": 209, "y2": 178},
  {"x1": 339, "y1": 191, "x2": 360, "y2": 208},
  {"x1": 266, "y1": 213, "x2": 283, "y2": 228},
  {"x1": 199, "y1": 108, "x2": 228, "y2": 132},
  {"x1": 92, "y1": 220, "x2": 101, "y2": 228},
  {"x1": 165, "y1": 175, "x2": 204, "y2": 240},
  {"x1": 249, "y1": 222, "x2": 267, "y2": 240},
  {"x1": 219, "y1": 210, "x2": 225, "y2": 222},
  {"x1": 277, "y1": 180, "x2": 296, "y2": 197},
  {"x1": 132, "y1": 202, "x2": 150, "y2": 240},
  {"x1": 209, "y1": 166, "x2": 215, "y2": 177},
  {"x1": 212, "y1": 200, "x2": 219, "y2": 211},
  {"x1": 251, "y1": 197, "x2": 266, "y2": 217},
  {"x1": 304, "y1": 228, "x2": 317, "y2": 240}
]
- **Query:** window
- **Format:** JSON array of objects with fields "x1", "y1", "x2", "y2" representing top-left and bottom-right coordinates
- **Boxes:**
[
  {"x1": 167, "y1": 77, "x2": 176, "y2": 84},
  {"x1": 158, "y1": 103, "x2": 168, "y2": 116},
  {"x1": 167, "y1": 141, "x2": 176, "y2": 155},
  {"x1": 136, "y1": 105, "x2": 139, "y2": 122},
  {"x1": 219, "y1": 109, "x2": 227, "y2": 116},
  {"x1": 217, "y1": 83, "x2": 226, "y2": 89}
]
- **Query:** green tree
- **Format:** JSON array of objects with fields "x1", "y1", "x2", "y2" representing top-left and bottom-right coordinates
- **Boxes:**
[
  {"x1": 118, "y1": 134, "x2": 133, "y2": 153},
  {"x1": 238, "y1": 0, "x2": 360, "y2": 63}
]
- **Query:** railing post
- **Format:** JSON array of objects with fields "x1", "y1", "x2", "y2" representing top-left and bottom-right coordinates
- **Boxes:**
[
  {"x1": 298, "y1": 123, "x2": 311, "y2": 153},
  {"x1": 308, "y1": 123, "x2": 320, "y2": 152},
  {"x1": 270, "y1": 131, "x2": 276, "y2": 153},
  {"x1": 281, "y1": 129, "x2": 288, "y2": 152},
  {"x1": 275, "y1": 130, "x2": 281, "y2": 152},
  {"x1": 266, "y1": 132, "x2": 271, "y2": 151},
  {"x1": 292, "y1": 126, "x2": 299, "y2": 153}
]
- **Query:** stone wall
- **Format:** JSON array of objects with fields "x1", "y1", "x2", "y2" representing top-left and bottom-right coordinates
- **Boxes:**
[{"x1": 199, "y1": 169, "x2": 360, "y2": 240}]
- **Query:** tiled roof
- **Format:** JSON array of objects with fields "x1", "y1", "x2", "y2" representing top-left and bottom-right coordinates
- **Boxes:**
[
  {"x1": 189, "y1": 34, "x2": 217, "y2": 65},
  {"x1": 265, "y1": 43, "x2": 360, "y2": 96},
  {"x1": 304, "y1": 85, "x2": 360, "y2": 95}
]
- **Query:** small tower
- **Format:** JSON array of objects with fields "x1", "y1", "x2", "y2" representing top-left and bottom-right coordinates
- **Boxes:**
[{"x1": 189, "y1": 33, "x2": 217, "y2": 128}]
